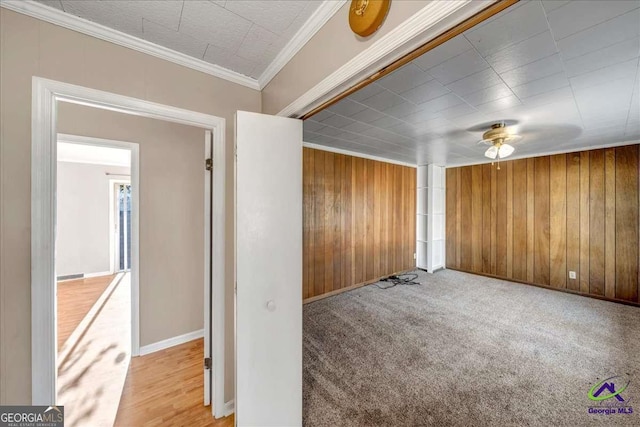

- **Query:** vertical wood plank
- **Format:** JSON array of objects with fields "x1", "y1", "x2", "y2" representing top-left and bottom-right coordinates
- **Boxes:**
[
  {"x1": 549, "y1": 154, "x2": 567, "y2": 289},
  {"x1": 534, "y1": 156, "x2": 550, "y2": 286},
  {"x1": 615, "y1": 145, "x2": 639, "y2": 302},
  {"x1": 341, "y1": 154, "x2": 352, "y2": 291},
  {"x1": 446, "y1": 168, "x2": 458, "y2": 268},
  {"x1": 482, "y1": 164, "x2": 492, "y2": 273},
  {"x1": 456, "y1": 168, "x2": 462, "y2": 268},
  {"x1": 333, "y1": 154, "x2": 343, "y2": 290},
  {"x1": 471, "y1": 165, "x2": 483, "y2": 271},
  {"x1": 313, "y1": 150, "x2": 325, "y2": 297},
  {"x1": 353, "y1": 156, "x2": 365, "y2": 285},
  {"x1": 526, "y1": 158, "x2": 535, "y2": 283},
  {"x1": 490, "y1": 165, "x2": 497, "y2": 274},
  {"x1": 566, "y1": 153, "x2": 581, "y2": 291},
  {"x1": 365, "y1": 160, "x2": 375, "y2": 279},
  {"x1": 589, "y1": 150, "x2": 605, "y2": 295},
  {"x1": 512, "y1": 159, "x2": 527, "y2": 281},
  {"x1": 506, "y1": 161, "x2": 513, "y2": 278},
  {"x1": 496, "y1": 164, "x2": 507, "y2": 277},
  {"x1": 324, "y1": 152, "x2": 335, "y2": 294},
  {"x1": 579, "y1": 151, "x2": 590, "y2": 293},
  {"x1": 460, "y1": 167, "x2": 473, "y2": 270},
  {"x1": 604, "y1": 148, "x2": 616, "y2": 299},
  {"x1": 373, "y1": 160, "x2": 382, "y2": 278}
]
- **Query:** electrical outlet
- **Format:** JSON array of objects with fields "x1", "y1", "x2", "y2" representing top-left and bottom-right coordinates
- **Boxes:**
[
  {"x1": 413, "y1": 253, "x2": 417, "y2": 259},
  {"x1": 569, "y1": 271, "x2": 577, "y2": 279}
]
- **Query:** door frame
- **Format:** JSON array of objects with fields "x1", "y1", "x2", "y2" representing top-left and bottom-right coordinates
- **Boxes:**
[
  {"x1": 110, "y1": 179, "x2": 132, "y2": 274},
  {"x1": 31, "y1": 77, "x2": 226, "y2": 418}
]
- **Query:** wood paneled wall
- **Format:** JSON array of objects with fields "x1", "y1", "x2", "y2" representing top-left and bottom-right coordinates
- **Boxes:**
[
  {"x1": 446, "y1": 145, "x2": 640, "y2": 304},
  {"x1": 303, "y1": 148, "x2": 416, "y2": 302}
]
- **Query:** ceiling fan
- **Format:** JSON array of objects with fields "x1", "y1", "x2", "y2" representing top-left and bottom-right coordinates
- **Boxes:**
[{"x1": 477, "y1": 122, "x2": 522, "y2": 169}]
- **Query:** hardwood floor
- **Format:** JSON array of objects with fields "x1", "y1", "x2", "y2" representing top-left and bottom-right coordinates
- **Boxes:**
[
  {"x1": 57, "y1": 274, "x2": 115, "y2": 349},
  {"x1": 115, "y1": 339, "x2": 233, "y2": 427}
]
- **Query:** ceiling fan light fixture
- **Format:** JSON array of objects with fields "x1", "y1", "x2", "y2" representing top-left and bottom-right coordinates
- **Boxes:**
[
  {"x1": 485, "y1": 145, "x2": 498, "y2": 159},
  {"x1": 498, "y1": 143, "x2": 514, "y2": 158}
]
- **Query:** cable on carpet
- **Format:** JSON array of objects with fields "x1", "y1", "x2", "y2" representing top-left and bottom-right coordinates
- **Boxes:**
[{"x1": 371, "y1": 273, "x2": 421, "y2": 290}]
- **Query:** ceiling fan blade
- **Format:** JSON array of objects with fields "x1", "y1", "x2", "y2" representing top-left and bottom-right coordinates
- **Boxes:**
[
  {"x1": 466, "y1": 119, "x2": 520, "y2": 133},
  {"x1": 485, "y1": 145, "x2": 498, "y2": 159},
  {"x1": 498, "y1": 143, "x2": 515, "y2": 158}
]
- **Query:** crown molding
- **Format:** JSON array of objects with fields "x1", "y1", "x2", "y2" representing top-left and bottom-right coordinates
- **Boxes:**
[
  {"x1": 257, "y1": 0, "x2": 347, "y2": 88},
  {"x1": 277, "y1": 0, "x2": 494, "y2": 117},
  {"x1": 0, "y1": 0, "x2": 261, "y2": 90}
]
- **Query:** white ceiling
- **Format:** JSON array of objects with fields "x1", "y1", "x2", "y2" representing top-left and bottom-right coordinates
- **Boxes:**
[
  {"x1": 37, "y1": 0, "x2": 323, "y2": 79},
  {"x1": 58, "y1": 142, "x2": 131, "y2": 167},
  {"x1": 303, "y1": 0, "x2": 640, "y2": 166}
]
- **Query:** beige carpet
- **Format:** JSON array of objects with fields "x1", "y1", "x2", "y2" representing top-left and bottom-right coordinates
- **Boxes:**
[{"x1": 303, "y1": 269, "x2": 640, "y2": 426}]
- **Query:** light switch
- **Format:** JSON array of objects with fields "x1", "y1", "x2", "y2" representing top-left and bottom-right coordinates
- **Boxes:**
[{"x1": 569, "y1": 271, "x2": 577, "y2": 279}]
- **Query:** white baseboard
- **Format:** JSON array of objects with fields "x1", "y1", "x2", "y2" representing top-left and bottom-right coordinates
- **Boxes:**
[
  {"x1": 223, "y1": 399, "x2": 234, "y2": 417},
  {"x1": 139, "y1": 329, "x2": 204, "y2": 356}
]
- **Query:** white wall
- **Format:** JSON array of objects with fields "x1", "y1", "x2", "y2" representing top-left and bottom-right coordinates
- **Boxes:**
[{"x1": 56, "y1": 161, "x2": 130, "y2": 277}]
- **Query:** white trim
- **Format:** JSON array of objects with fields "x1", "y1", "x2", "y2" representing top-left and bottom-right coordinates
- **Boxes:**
[
  {"x1": 203, "y1": 130, "x2": 212, "y2": 407},
  {"x1": 139, "y1": 329, "x2": 205, "y2": 356},
  {"x1": 83, "y1": 271, "x2": 115, "y2": 279},
  {"x1": 277, "y1": 1, "x2": 494, "y2": 117},
  {"x1": 1, "y1": 0, "x2": 259, "y2": 90},
  {"x1": 303, "y1": 141, "x2": 417, "y2": 168},
  {"x1": 223, "y1": 399, "x2": 235, "y2": 417},
  {"x1": 31, "y1": 77, "x2": 226, "y2": 420},
  {"x1": 257, "y1": 0, "x2": 347, "y2": 88},
  {"x1": 444, "y1": 139, "x2": 640, "y2": 168}
]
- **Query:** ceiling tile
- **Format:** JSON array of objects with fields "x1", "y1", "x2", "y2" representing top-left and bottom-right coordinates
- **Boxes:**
[
  {"x1": 564, "y1": 37, "x2": 640, "y2": 77},
  {"x1": 383, "y1": 102, "x2": 425, "y2": 119},
  {"x1": 36, "y1": 0, "x2": 63, "y2": 10},
  {"x1": 359, "y1": 89, "x2": 406, "y2": 111},
  {"x1": 180, "y1": 1, "x2": 252, "y2": 52},
  {"x1": 303, "y1": 120, "x2": 326, "y2": 133},
  {"x1": 574, "y1": 78, "x2": 635, "y2": 120},
  {"x1": 569, "y1": 58, "x2": 637, "y2": 90},
  {"x1": 342, "y1": 121, "x2": 373, "y2": 134},
  {"x1": 316, "y1": 125, "x2": 345, "y2": 137},
  {"x1": 484, "y1": 31, "x2": 558, "y2": 74},
  {"x1": 463, "y1": 1, "x2": 549, "y2": 56},
  {"x1": 110, "y1": 1, "x2": 183, "y2": 31},
  {"x1": 376, "y1": 63, "x2": 433, "y2": 94},
  {"x1": 348, "y1": 83, "x2": 386, "y2": 102},
  {"x1": 500, "y1": 54, "x2": 565, "y2": 87},
  {"x1": 203, "y1": 44, "x2": 256, "y2": 77},
  {"x1": 427, "y1": 49, "x2": 490, "y2": 85},
  {"x1": 143, "y1": 19, "x2": 208, "y2": 59},
  {"x1": 369, "y1": 115, "x2": 405, "y2": 130},
  {"x1": 400, "y1": 79, "x2": 450, "y2": 105},
  {"x1": 557, "y1": 9, "x2": 640, "y2": 60},
  {"x1": 511, "y1": 72, "x2": 570, "y2": 99},
  {"x1": 412, "y1": 34, "x2": 473, "y2": 70},
  {"x1": 224, "y1": 1, "x2": 309, "y2": 35},
  {"x1": 236, "y1": 25, "x2": 283, "y2": 63},
  {"x1": 61, "y1": 1, "x2": 144, "y2": 38},
  {"x1": 319, "y1": 114, "x2": 356, "y2": 129},
  {"x1": 415, "y1": 93, "x2": 466, "y2": 115},
  {"x1": 311, "y1": 110, "x2": 335, "y2": 122},
  {"x1": 350, "y1": 108, "x2": 387, "y2": 124},
  {"x1": 436, "y1": 103, "x2": 479, "y2": 120},
  {"x1": 446, "y1": 68, "x2": 504, "y2": 96},
  {"x1": 475, "y1": 94, "x2": 522, "y2": 114},
  {"x1": 327, "y1": 99, "x2": 368, "y2": 117},
  {"x1": 461, "y1": 83, "x2": 515, "y2": 107},
  {"x1": 541, "y1": 0, "x2": 571, "y2": 13},
  {"x1": 547, "y1": 0, "x2": 640, "y2": 40}
]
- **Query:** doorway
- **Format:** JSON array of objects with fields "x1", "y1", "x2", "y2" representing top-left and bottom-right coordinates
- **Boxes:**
[{"x1": 31, "y1": 78, "x2": 226, "y2": 420}]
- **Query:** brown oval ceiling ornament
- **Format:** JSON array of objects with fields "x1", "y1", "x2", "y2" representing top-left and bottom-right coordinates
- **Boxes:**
[{"x1": 349, "y1": 0, "x2": 391, "y2": 37}]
